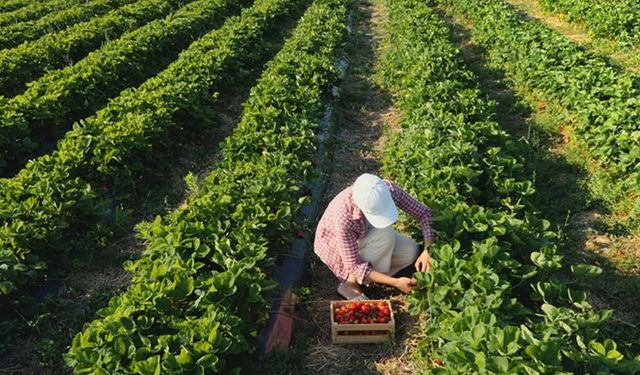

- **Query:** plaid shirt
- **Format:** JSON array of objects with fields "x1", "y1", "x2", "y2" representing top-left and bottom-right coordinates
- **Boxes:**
[{"x1": 314, "y1": 180, "x2": 435, "y2": 284}]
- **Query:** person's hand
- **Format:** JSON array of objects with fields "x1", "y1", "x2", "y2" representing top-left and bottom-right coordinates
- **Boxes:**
[
  {"x1": 394, "y1": 277, "x2": 417, "y2": 293},
  {"x1": 415, "y1": 249, "x2": 431, "y2": 273}
]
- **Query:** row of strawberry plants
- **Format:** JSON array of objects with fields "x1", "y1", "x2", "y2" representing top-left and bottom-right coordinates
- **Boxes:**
[
  {"x1": 0, "y1": 0, "x2": 136, "y2": 50},
  {"x1": 436, "y1": 0, "x2": 640, "y2": 227},
  {"x1": 381, "y1": 0, "x2": 640, "y2": 372},
  {"x1": 0, "y1": 0, "x2": 36, "y2": 13},
  {"x1": 0, "y1": 0, "x2": 82, "y2": 27},
  {"x1": 0, "y1": 0, "x2": 243, "y2": 176},
  {"x1": 65, "y1": 0, "x2": 347, "y2": 372},
  {"x1": 0, "y1": 0, "x2": 303, "y2": 299},
  {"x1": 537, "y1": 0, "x2": 640, "y2": 43},
  {"x1": 0, "y1": 0, "x2": 186, "y2": 97}
]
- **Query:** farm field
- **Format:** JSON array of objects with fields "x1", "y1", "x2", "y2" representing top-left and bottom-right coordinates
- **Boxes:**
[{"x1": 0, "y1": 0, "x2": 639, "y2": 373}]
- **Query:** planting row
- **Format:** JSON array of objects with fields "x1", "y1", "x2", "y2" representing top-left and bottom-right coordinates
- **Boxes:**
[
  {"x1": 437, "y1": 0, "x2": 640, "y2": 224},
  {"x1": 65, "y1": 0, "x2": 348, "y2": 372},
  {"x1": 0, "y1": 0, "x2": 82, "y2": 27},
  {"x1": 537, "y1": 0, "x2": 640, "y2": 43},
  {"x1": 0, "y1": 0, "x2": 37, "y2": 13},
  {"x1": 380, "y1": 0, "x2": 639, "y2": 372},
  {"x1": 0, "y1": 0, "x2": 302, "y2": 299},
  {"x1": 0, "y1": 0, "x2": 186, "y2": 97},
  {"x1": 0, "y1": 0, "x2": 243, "y2": 176},
  {"x1": 0, "y1": 0, "x2": 136, "y2": 50}
]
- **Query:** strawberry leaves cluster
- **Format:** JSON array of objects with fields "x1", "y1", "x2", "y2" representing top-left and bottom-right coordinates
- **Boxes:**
[
  {"x1": 0, "y1": 0, "x2": 243, "y2": 175},
  {"x1": 537, "y1": 0, "x2": 640, "y2": 43},
  {"x1": 65, "y1": 0, "x2": 348, "y2": 372},
  {"x1": 0, "y1": 0, "x2": 135, "y2": 50},
  {"x1": 437, "y1": 0, "x2": 640, "y2": 227},
  {"x1": 381, "y1": 0, "x2": 640, "y2": 372},
  {"x1": 0, "y1": 0, "x2": 186, "y2": 97},
  {"x1": 0, "y1": 0, "x2": 33, "y2": 13},
  {"x1": 0, "y1": 0, "x2": 293, "y2": 299},
  {"x1": 0, "y1": 0, "x2": 80, "y2": 27}
]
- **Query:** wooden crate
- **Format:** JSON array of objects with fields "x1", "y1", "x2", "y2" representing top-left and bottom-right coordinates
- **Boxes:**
[{"x1": 330, "y1": 300, "x2": 395, "y2": 344}]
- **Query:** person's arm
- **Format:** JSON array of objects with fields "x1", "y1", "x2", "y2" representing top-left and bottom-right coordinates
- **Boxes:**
[
  {"x1": 385, "y1": 180, "x2": 435, "y2": 272},
  {"x1": 366, "y1": 271, "x2": 417, "y2": 293},
  {"x1": 386, "y1": 180, "x2": 435, "y2": 241},
  {"x1": 336, "y1": 220, "x2": 416, "y2": 292}
]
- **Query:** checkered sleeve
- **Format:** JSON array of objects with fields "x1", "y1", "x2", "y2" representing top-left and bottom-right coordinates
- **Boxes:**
[
  {"x1": 386, "y1": 180, "x2": 436, "y2": 244},
  {"x1": 335, "y1": 214, "x2": 372, "y2": 285}
]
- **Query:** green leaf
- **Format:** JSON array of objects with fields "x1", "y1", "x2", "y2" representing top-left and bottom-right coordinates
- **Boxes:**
[
  {"x1": 171, "y1": 273, "x2": 194, "y2": 300},
  {"x1": 114, "y1": 337, "x2": 126, "y2": 356},
  {"x1": 474, "y1": 351, "x2": 486, "y2": 370},
  {"x1": 0, "y1": 281, "x2": 14, "y2": 295},
  {"x1": 491, "y1": 356, "x2": 509, "y2": 372},
  {"x1": 134, "y1": 355, "x2": 161, "y2": 375},
  {"x1": 589, "y1": 340, "x2": 606, "y2": 356},
  {"x1": 576, "y1": 335, "x2": 586, "y2": 350},
  {"x1": 570, "y1": 264, "x2": 602, "y2": 279},
  {"x1": 471, "y1": 323, "x2": 486, "y2": 348},
  {"x1": 541, "y1": 304, "x2": 558, "y2": 320},
  {"x1": 473, "y1": 222, "x2": 488, "y2": 232},
  {"x1": 530, "y1": 252, "x2": 544, "y2": 268},
  {"x1": 606, "y1": 349, "x2": 624, "y2": 361},
  {"x1": 119, "y1": 316, "x2": 135, "y2": 331},
  {"x1": 176, "y1": 346, "x2": 192, "y2": 365},
  {"x1": 520, "y1": 325, "x2": 540, "y2": 345},
  {"x1": 603, "y1": 338, "x2": 616, "y2": 353},
  {"x1": 150, "y1": 264, "x2": 168, "y2": 279},
  {"x1": 196, "y1": 354, "x2": 219, "y2": 369}
]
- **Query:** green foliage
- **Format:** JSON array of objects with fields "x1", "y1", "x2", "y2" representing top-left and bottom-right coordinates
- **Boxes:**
[
  {"x1": 0, "y1": 0, "x2": 136, "y2": 50},
  {"x1": 0, "y1": 0, "x2": 244, "y2": 174},
  {"x1": 537, "y1": 0, "x2": 640, "y2": 43},
  {"x1": 0, "y1": 0, "x2": 302, "y2": 299},
  {"x1": 65, "y1": 0, "x2": 348, "y2": 372},
  {"x1": 436, "y1": 0, "x2": 640, "y2": 227},
  {"x1": 0, "y1": 0, "x2": 187, "y2": 98},
  {"x1": 380, "y1": 0, "x2": 640, "y2": 372},
  {"x1": 0, "y1": 0, "x2": 83, "y2": 28},
  {"x1": 0, "y1": 0, "x2": 35, "y2": 13}
]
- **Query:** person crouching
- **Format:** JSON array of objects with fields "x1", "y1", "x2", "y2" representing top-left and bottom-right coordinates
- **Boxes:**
[{"x1": 314, "y1": 173, "x2": 435, "y2": 300}]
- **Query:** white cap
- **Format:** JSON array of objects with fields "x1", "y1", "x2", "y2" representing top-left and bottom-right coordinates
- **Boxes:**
[{"x1": 352, "y1": 173, "x2": 398, "y2": 228}]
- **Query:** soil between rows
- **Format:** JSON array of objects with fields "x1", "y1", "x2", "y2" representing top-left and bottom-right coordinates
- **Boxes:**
[{"x1": 297, "y1": 0, "x2": 425, "y2": 373}]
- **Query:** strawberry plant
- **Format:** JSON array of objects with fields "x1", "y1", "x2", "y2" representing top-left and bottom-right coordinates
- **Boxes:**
[
  {"x1": 0, "y1": 0, "x2": 82, "y2": 27},
  {"x1": 66, "y1": 0, "x2": 348, "y2": 371},
  {"x1": 0, "y1": 0, "x2": 306, "y2": 299},
  {"x1": 436, "y1": 0, "x2": 640, "y2": 229},
  {"x1": 0, "y1": 0, "x2": 33, "y2": 13},
  {"x1": 380, "y1": 0, "x2": 640, "y2": 372},
  {"x1": 0, "y1": 0, "x2": 245, "y2": 175},
  {"x1": 0, "y1": 0, "x2": 187, "y2": 97},
  {"x1": 537, "y1": 0, "x2": 640, "y2": 42},
  {"x1": 0, "y1": 0, "x2": 136, "y2": 50}
]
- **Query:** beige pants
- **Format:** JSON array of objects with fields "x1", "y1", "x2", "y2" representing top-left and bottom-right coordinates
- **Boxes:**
[{"x1": 358, "y1": 226, "x2": 419, "y2": 276}]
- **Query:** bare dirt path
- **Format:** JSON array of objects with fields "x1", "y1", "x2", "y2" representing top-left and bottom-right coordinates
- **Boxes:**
[{"x1": 300, "y1": 0, "x2": 423, "y2": 373}]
